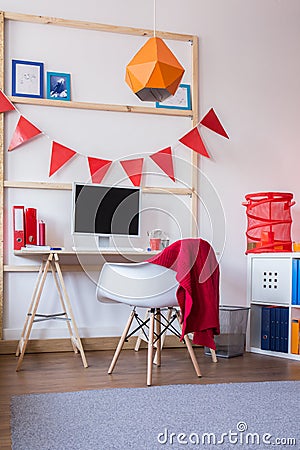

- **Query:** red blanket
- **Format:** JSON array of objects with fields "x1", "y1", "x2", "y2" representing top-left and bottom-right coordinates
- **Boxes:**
[{"x1": 148, "y1": 238, "x2": 220, "y2": 349}]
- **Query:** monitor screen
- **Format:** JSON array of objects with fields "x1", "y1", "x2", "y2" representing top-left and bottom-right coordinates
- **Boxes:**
[{"x1": 72, "y1": 183, "x2": 141, "y2": 237}]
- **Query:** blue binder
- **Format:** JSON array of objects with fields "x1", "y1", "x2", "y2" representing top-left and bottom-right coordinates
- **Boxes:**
[
  {"x1": 292, "y1": 259, "x2": 298, "y2": 305},
  {"x1": 270, "y1": 307, "x2": 276, "y2": 351},
  {"x1": 275, "y1": 308, "x2": 281, "y2": 352},
  {"x1": 297, "y1": 260, "x2": 300, "y2": 306},
  {"x1": 279, "y1": 307, "x2": 289, "y2": 353},
  {"x1": 261, "y1": 307, "x2": 271, "y2": 350}
]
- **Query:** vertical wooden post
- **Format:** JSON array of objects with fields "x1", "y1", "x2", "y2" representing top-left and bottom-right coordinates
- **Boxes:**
[
  {"x1": 191, "y1": 36, "x2": 199, "y2": 126},
  {"x1": 0, "y1": 11, "x2": 5, "y2": 340},
  {"x1": 191, "y1": 36, "x2": 199, "y2": 237}
]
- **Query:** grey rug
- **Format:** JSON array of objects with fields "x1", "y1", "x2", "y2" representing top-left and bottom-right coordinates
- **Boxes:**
[{"x1": 11, "y1": 381, "x2": 299, "y2": 449}]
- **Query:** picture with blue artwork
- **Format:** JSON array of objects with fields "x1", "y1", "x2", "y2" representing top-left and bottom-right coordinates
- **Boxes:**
[{"x1": 47, "y1": 72, "x2": 71, "y2": 101}]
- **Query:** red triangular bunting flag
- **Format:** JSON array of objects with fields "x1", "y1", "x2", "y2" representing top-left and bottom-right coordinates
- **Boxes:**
[
  {"x1": 88, "y1": 157, "x2": 112, "y2": 184},
  {"x1": 150, "y1": 147, "x2": 175, "y2": 182},
  {"x1": 49, "y1": 141, "x2": 77, "y2": 177},
  {"x1": 120, "y1": 158, "x2": 144, "y2": 186},
  {"x1": 200, "y1": 108, "x2": 229, "y2": 139},
  {"x1": 179, "y1": 126, "x2": 210, "y2": 158},
  {"x1": 0, "y1": 90, "x2": 15, "y2": 113},
  {"x1": 8, "y1": 116, "x2": 42, "y2": 151}
]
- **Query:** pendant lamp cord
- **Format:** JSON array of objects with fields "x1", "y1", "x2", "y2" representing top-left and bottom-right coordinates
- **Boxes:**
[{"x1": 153, "y1": 0, "x2": 156, "y2": 37}]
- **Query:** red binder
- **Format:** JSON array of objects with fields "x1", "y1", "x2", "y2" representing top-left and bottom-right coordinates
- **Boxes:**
[
  {"x1": 13, "y1": 206, "x2": 25, "y2": 250},
  {"x1": 25, "y1": 208, "x2": 37, "y2": 245}
]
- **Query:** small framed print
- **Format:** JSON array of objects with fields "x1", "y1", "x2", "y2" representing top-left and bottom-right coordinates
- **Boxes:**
[
  {"x1": 47, "y1": 72, "x2": 71, "y2": 101},
  {"x1": 12, "y1": 59, "x2": 44, "y2": 98},
  {"x1": 156, "y1": 84, "x2": 192, "y2": 110}
]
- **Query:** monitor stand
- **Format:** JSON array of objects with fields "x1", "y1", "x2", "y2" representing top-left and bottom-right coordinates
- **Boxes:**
[{"x1": 98, "y1": 236, "x2": 111, "y2": 249}]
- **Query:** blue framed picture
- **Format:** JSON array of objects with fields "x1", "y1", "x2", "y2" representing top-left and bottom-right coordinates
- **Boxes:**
[
  {"x1": 12, "y1": 59, "x2": 44, "y2": 98},
  {"x1": 47, "y1": 71, "x2": 71, "y2": 101},
  {"x1": 156, "y1": 84, "x2": 192, "y2": 110}
]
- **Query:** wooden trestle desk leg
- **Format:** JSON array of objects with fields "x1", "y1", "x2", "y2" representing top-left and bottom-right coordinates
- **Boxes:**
[
  {"x1": 16, "y1": 259, "x2": 47, "y2": 358},
  {"x1": 52, "y1": 253, "x2": 88, "y2": 368},
  {"x1": 50, "y1": 261, "x2": 78, "y2": 355},
  {"x1": 16, "y1": 255, "x2": 53, "y2": 371},
  {"x1": 16, "y1": 253, "x2": 88, "y2": 371}
]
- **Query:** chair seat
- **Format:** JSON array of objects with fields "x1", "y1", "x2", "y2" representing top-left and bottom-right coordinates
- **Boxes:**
[{"x1": 97, "y1": 261, "x2": 179, "y2": 309}]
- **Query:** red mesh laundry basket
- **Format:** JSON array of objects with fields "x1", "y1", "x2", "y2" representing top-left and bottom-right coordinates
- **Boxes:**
[{"x1": 243, "y1": 192, "x2": 295, "y2": 254}]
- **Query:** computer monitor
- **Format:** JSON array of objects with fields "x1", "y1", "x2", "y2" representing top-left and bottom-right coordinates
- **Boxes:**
[{"x1": 71, "y1": 182, "x2": 141, "y2": 248}]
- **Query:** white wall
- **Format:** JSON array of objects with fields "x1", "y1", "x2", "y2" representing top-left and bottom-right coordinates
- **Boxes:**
[{"x1": 1, "y1": 0, "x2": 300, "y2": 339}]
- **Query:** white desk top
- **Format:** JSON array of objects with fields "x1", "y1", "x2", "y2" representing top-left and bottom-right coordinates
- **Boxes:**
[{"x1": 14, "y1": 249, "x2": 158, "y2": 256}]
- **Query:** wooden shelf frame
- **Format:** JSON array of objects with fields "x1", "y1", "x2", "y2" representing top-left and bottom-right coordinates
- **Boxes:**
[
  {"x1": 9, "y1": 96, "x2": 193, "y2": 117},
  {"x1": 4, "y1": 12, "x2": 195, "y2": 42},
  {"x1": 4, "y1": 181, "x2": 193, "y2": 196},
  {"x1": 0, "y1": 11, "x2": 199, "y2": 339}
]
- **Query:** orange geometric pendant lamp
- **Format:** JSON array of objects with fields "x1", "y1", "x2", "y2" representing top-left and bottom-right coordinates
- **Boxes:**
[{"x1": 125, "y1": 36, "x2": 185, "y2": 102}]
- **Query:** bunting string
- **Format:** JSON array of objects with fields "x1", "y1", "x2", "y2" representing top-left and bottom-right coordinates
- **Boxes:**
[{"x1": 0, "y1": 89, "x2": 229, "y2": 186}]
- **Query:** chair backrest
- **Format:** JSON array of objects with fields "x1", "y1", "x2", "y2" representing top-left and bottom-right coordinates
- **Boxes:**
[{"x1": 96, "y1": 261, "x2": 179, "y2": 308}]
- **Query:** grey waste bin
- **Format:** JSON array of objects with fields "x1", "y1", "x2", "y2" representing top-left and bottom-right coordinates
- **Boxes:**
[{"x1": 205, "y1": 306, "x2": 250, "y2": 358}]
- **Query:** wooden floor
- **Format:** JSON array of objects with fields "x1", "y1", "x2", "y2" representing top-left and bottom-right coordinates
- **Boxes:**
[{"x1": 1, "y1": 348, "x2": 300, "y2": 449}]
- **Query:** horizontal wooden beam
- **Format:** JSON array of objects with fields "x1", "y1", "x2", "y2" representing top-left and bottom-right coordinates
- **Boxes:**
[
  {"x1": 4, "y1": 265, "x2": 98, "y2": 272},
  {"x1": 4, "y1": 181, "x2": 192, "y2": 195},
  {"x1": 142, "y1": 187, "x2": 192, "y2": 195},
  {"x1": 4, "y1": 181, "x2": 72, "y2": 190},
  {"x1": 4, "y1": 11, "x2": 194, "y2": 42},
  {"x1": 9, "y1": 96, "x2": 193, "y2": 118},
  {"x1": 0, "y1": 335, "x2": 185, "y2": 354}
]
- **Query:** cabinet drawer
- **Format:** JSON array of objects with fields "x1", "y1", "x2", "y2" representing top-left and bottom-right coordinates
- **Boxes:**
[{"x1": 251, "y1": 258, "x2": 290, "y2": 304}]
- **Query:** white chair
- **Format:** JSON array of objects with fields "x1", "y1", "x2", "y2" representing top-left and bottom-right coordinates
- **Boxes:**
[{"x1": 97, "y1": 261, "x2": 217, "y2": 386}]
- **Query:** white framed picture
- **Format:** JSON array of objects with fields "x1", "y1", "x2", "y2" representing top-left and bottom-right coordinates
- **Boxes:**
[{"x1": 156, "y1": 84, "x2": 191, "y2": 110}]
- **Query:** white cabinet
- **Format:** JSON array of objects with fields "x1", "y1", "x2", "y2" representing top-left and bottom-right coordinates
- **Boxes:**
[{"x1": 247, "y1": 253, "x2": 300, "y2": 360}]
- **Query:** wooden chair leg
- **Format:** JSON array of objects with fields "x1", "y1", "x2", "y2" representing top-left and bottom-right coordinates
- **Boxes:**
[
  {"x1": 134, "y1": 309, "x2": 149, "y2": 351},
  {"x1": 210, "y1": 348, "x2": 218, "y2": 363},
  {"x1": 136, "y1": 308, "x2": 174, "y2": 365},
  {"x1": 184, "y1": 333, "x2": 202, "y2": 377},
  {"x1": 154, "y1": 308, "x2": 161, "y2": 367},
  {"x1": 147, "y1": 309, "x2": 155, "y2": 386},
  {"x1": 108, "y1": 310, "x2": 135, "y2": 374},
  {"x1": 153, "y1": 307, "x2": 173, "y2": 365},
  {"x1": 175, "y1": 310, "x2": 201, "y2": 377}
]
